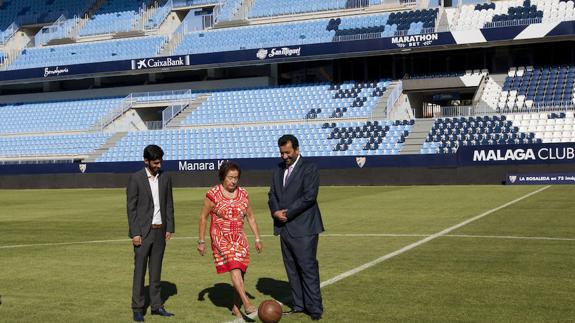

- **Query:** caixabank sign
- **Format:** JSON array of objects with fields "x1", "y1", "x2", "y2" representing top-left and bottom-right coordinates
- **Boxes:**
[
  {"x1": 458, "y1": 142, "x2": 575, "y2": 165},
  {"x1": 130, "y1": 55, "x2": 190, "y2": 70}
]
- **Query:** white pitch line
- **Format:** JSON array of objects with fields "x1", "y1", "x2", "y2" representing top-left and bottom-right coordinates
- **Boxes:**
[
  {"x1": 5, "y1": 228, "x2": 575, "y2": 250},
  {"x1": 0, "y1": 238, "x2": 131, "y2": 249},
  {"x1": 0, "y1": 234, "x2": 432, "y2": 249},
  {"x1": 319, "y1": 185, "x2": 551, "y2": 288},
  {"x1": 445, "y1": 234, "x2": 575, "y2": 242}
]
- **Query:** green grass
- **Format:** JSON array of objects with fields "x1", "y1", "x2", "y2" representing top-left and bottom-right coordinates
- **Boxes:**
[{"x1": 1, "y1": 185, "x2": 574, "y2": 322}]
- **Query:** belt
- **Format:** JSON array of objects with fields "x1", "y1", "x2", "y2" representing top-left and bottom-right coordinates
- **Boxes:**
[{"x1": 151, "y1": 224, "x2": 163, "y2": 229}]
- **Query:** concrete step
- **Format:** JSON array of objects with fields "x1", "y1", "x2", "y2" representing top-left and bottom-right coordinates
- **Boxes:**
[
  {"x1": 400, "y1": 119, "x2": 435, "y2": 155},
  {"x1": 372, "y1": 82, "x2": 398, "y2": 119},
  {"x1": 83, "y1": 132, "x2": 128, "y2": 162},
  {"x1": 166, "y1": 94, "x2": 211, "y2": 127}
]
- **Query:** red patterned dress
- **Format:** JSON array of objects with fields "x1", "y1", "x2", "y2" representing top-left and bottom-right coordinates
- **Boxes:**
[{"x1": 207, "y1": 185, "x2": 251, "y2": 274}]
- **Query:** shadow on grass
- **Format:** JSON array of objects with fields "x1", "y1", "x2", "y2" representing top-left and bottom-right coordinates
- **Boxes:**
[
  {"x1": 198, "y1": 282, "x2": 256, "y2": 311},
  {"x1": 256, "y1": 277, "x2": 292, "y2": 306},
  {"x1": 143, "y1": 281, "x2": 177, "y2": 310}
]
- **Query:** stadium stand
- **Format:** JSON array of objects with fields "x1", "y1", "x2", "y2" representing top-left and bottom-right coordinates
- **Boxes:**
[
  {"x1": 479, "y1": 76, "x2": 503, "y2": 111},
  {"x1": 421, "y1": 114, "x2": 550, "y2": 154},
  {"x1": 1, "y1": 0, "x2": 575, "y2": 167},
  {"x1": 181, "y1": 81, "x2": 389, "y2": 125},
  {"x1": 174, "y1": 19, "x2": 334, "y2": 55},
  {"x1": 0, "y1": 133, "x2": 112, "y2": 159},
  {"x1": 331, "y1": 9, "x2": 438, "y2": 40},
  {"x1": 452, "y1": 0, "x2": 575, "y2": 30},
  {"x1": 0, "y1": 98, "x2": 121, "y2": 134},
  {"x1": 507, "y1": 111, "x2": 575, "y2": 143},
  {"x1": 97, "y1": 119, "x2": 412, "y2": 162},
  {"x1": 174, "y1": 10, "x2": 436, "y2": 56},
  {"x1": 0, "y1": 0, "x2": 94, "y2": 28},
  {"x1": 497, "y1": 65, "x2": 575, "y2": 112},
  {"x1": 79, "y1": 0, "x2": 149, "y2": 36},
  {"x1": 8, "y1": 36, "x2": 166, "y2": 70},
  {"x1": 249, "y1": 0, "x2": 349, "y2": 18}
]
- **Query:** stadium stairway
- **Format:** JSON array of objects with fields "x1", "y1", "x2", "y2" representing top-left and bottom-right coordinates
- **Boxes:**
[
  {"x1": 372, "y1": 81, "x2": 400, "y2": 119},
  {"x1": 489, "y1": 73, "x2": 508, "y2": 89},
  {"x1": 84, "y1": 131, "x2": 128, "y2": 162},
  {"x1": 213, "y1": 0, "x2": 255, "y2": 27},
  {"x1": 62, "y1": 0, "x2": 108, "y2": 41},
  {"x1": 400, "y1": 118, "x2": 435, "y2": 154},
  {"x1": 167, "y1": 93, "x2": 211, "y2": 127}
]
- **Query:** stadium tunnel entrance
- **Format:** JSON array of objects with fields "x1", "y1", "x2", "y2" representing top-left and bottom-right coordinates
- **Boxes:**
[{"x1": 402, "y1": 74, "x2": 484, "y2": 118}]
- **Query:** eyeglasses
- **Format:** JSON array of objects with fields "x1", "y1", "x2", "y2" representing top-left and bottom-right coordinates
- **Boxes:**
[{"x1": 225, "y1": 176, "x2": 239, "y2": 181}]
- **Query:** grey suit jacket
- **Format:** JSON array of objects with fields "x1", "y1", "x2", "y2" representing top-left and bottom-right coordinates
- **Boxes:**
[
  {"x1": 268, "y1": 157, "x2": 324, "y2": 237},
  {"x1": 127, "y1": 168, "x2": 175, "y2": 239}
]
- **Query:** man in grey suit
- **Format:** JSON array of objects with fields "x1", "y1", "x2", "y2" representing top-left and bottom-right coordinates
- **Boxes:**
[
  {"x1": 268, "y1": 134, "x2": 324, "y2": 321},
  {"x1": 127, "y1": 145, "x2": 175, "y2": 322}
]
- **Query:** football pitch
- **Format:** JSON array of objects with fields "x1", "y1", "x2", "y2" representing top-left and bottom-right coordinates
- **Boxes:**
[{"x1": 1, "y1": 185, "x2": 574, "y2": 323}]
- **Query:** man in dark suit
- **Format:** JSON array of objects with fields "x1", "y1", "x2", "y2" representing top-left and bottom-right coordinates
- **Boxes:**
[
  {"x1": 127, "y1": 145, "x2": 175, "y2": 322},
  {"x1": 268, "y1": 134, "x2": 324, "y2": 321}
]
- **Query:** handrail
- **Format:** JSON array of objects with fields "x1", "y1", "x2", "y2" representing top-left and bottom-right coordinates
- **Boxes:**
[
  {"x1": 162, "y1": 104, "x2": 188, "y2": 126},
  {"x1": 0, "y1": 22, "x2": 19, "y2": 45},
  {"x1": 451, "y1": 16, "x2": 549, "y2": 31},
  {"x1": 332, "y1": 27, "x2": 439, "y2": 43},
  {"x1": 386, "y1": 81, "x2": 403, "y2": 118},
  {"x1": 34, "y1": 14, "x2": 70, "y2": 46},
  {"x1": 145, "y1": 0, "x2": 174, "y2": 30},
  {"x1": 97, "y1": 96, "x2": 134, "y2": 130},
  {"x1": 172, "y1": 0, "x2": 219, "y2": 8},
  {"x1": 426, "y1": 103, "x2": 575, "y2": 118},
  {"x1": 97, "y1": 90, "x2": 196, "y2": 129},
  {"x1": 483, "y1": 17, "x2": 543, "y2": 29}
]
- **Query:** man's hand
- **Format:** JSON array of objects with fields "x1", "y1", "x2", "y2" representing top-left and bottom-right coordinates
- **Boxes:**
[
  {"x1": 272, "y1": 209, "x2": 288, "y2": 223},
  {"x1": 165, "y1": 232, "x2": 172, "y2": 241},
  {"x1": 132, "y1": 236, "x2": 142, "y2": 246}
]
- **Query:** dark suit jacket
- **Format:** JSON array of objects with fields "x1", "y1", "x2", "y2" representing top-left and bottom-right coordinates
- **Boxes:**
[
  {"x1": 268, "y1": 157, "x2": 324, "y2": 237},
  {"x1": 127, "y1": 168, "x2": 175, "y2": 239}
]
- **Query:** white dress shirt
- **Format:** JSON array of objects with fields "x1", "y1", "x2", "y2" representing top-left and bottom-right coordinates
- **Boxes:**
[{"x1": 145, "y1": 168, "x2": 162, "y2": 225}]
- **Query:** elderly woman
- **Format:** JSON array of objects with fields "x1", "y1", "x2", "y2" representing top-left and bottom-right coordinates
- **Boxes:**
[{"x1": 197, "y1": 160, "x2": 263, "y2": 317}]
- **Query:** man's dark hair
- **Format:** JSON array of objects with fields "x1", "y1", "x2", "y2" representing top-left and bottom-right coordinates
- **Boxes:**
[
  {"x1": 218, "y1": 160, "x2": 242, "y2": 182},
  {"x1": 278, "y1": 134, "x2": 299, "y2": 149},
  {"x1": 143, "y1": 145, "x2": 164, "y2": 161}
]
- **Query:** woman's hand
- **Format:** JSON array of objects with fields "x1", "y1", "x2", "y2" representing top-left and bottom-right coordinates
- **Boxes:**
[
  {"x1": 255, "y1": 240, "x2": 263, "y2": 253},
  {"x1": 197, "y1": 242, "x2": 206, "y2": 256}
]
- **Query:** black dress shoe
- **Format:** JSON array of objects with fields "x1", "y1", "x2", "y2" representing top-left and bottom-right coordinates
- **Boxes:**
[
  {"x1": 151, "y1": 308, "x2": 174, "y2": 317},
  {"x1": 310, "y1": 313, "x2": 322, "y2": 320},
  {"x1": 282, "y1": 309, "x2": 304, "y2": 315},
  {"x1": 133, "y1": 312, "x2": 145, "y2": 322}
]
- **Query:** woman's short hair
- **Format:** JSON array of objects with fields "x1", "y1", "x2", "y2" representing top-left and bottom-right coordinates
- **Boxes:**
[{"x1": 218, "y1": 160, "x2": 241, "y2": 182}]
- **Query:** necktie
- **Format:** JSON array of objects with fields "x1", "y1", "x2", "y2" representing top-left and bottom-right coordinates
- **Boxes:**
[{"x1": 284, "y1": 167, "x2": 292, "y2": 187}]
